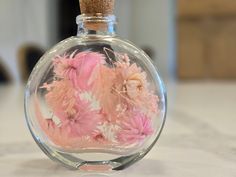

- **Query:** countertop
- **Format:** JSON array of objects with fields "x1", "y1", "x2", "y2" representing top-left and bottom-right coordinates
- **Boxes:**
[{"x1": 0, "y1": 82, "x2": 236, "y2": 177}]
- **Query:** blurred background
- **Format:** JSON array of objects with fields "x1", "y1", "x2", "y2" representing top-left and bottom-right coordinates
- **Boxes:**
[
  {"x1": 1, "y1": 0, "x2": 236, "y2": 84},
  {"x1": 0, "y1": 0, "x2": 175, "y2": 83}
]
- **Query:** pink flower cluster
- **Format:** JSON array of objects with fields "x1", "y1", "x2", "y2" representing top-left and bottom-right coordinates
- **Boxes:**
[
  {"x1": 38, "y1": 51, "x2": 159, "y2": 148},
  {"x1": 117, "y1": 111, "x2": 154, "y2": 144}
]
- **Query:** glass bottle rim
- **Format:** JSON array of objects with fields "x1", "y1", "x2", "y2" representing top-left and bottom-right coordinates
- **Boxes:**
[{"x1": 76, "y1": 14, "x2": 117, "y2": 25}]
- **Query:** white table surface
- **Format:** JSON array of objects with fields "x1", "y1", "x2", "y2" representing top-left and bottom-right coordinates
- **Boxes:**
[{"x1": 0, "y1": 82, "x2": 236, "y2": 177}]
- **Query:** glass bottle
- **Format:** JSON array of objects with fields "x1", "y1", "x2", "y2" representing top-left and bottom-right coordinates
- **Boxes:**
[{"x1": 24, "y1": 0, "x2": 167, "y2": 171}]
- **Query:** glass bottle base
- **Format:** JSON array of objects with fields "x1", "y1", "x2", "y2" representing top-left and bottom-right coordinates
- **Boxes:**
[{"x1": 33, "y1": 133, "x2": 148, "y2": 171}]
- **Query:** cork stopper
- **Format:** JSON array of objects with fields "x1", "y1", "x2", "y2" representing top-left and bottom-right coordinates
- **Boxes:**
[{"x1": 80, "y1": 0, "x2": 115, "y2": 15}]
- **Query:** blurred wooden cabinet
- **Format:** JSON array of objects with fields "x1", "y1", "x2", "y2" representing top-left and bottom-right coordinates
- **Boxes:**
[{"x1": 177, "y1": 0, "x2": 236, "y2": 79}]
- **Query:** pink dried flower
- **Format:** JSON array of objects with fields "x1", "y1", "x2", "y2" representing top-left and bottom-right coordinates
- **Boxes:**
[
  {"x1": 113, "y1": 56, "x2": 159, "y2": 114},
  {"x1": 34, "y1": 98, "x2": 109, "y2": 149},
  {"x1": 92, "y1": 53, "x2": 159, "y2": 123},
  {"x1": 92, "y1": 65, "x2": 119, "y2": 122},
  {"x1": 43, "y1": 80, "x2": 102, "y2": 137},
  {"x1": 117, "y1": 111, "x2": 154, "y2": 144},
  {"x1": 60, "y1": 97, "x2": 102, "y2": 137},
  {"x1": 54, "y1": 51, "x2": 105, "y2": 90},
  {"x1": 40, "y1": 94, "x2": 101, "y2": 137},
  {"x1": 114, "y1": 62, "x2": 147, "y2": 100},
  {"x1": 43, "y1": 80, "x2": 77, "y2": 118}
]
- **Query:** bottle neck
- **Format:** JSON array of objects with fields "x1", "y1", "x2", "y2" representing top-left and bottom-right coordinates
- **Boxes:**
[{"x1": 76, "y1": 14, "x2": 117, "y2": 37}]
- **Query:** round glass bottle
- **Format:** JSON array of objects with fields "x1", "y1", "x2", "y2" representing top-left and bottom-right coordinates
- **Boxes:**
[{"x1": 24, "y1": 0, "x2": 167, "y2": 171}]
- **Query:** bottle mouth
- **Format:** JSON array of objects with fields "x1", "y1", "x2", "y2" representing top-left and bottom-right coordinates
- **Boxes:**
[{"x1": 76, "y1": 14, "x2": 117, "y2": 25}]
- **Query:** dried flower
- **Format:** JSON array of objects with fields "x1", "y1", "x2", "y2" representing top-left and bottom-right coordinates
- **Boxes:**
[
  {"x1": 54, "y1": 51, "x2": 105, "y2": 90},
  {"x1": 113, "y1": 55, "x2": 159, "y2": 114},
  {"x1": 92, "y1": 65, "x2": 119, "y2": 122},
  {"x1": 96, "y1": 122, "x2": 119, "y2": 142},
  {"x1": 113, "y1": 62, "x2": 147, "y2": 101},
  {"x1": 43, "y1": 80, "x2": 77, "y2": 117},
  {"x1": 37, "y1": 51, "x2": 159, "y2": 149},
  {"x1": 42, "y1": 78, "x2": 102, "y2": 137},
  {"x1": 35, "y1": 97, "x2": 107, "y2": 149},
  {"x1": 92, "y1": 53, "x2": 159, "y2": 123},
  {"x1": 117, "y1": 111, "x2": 154, "y2": 144},
  {"x1": 60, "y1": 97, "x2": 101, "y2": 137}
]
